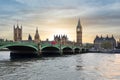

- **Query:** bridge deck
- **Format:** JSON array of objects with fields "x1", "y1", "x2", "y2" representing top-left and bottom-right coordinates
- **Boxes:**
[{"x1": 0, "y1": 41, "x2": 86, "y2": 56}]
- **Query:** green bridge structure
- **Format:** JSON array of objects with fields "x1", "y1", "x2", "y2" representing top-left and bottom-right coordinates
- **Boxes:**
[{"x1": 0, "y1": 41, "x2": 87, "y2": 57}]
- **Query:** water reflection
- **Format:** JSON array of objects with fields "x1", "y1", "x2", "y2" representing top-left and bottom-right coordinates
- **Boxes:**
[
  {"x1": 0, "y1": 51, "x2": 10, "y2": 61},
  {"x1": 0, "y1": 52, "x2": 120, "y2": 80},
  {"x1": 101, "y1": 54, "x2": 120, "y2": 80}
]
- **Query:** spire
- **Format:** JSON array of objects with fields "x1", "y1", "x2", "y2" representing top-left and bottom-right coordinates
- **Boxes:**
[
  {"x1": 34, "y1": 27, "x2": 40, "y2": 42},
  {"x1": 35, "y1": 27, "x2": 39, "y2": 35},
  {"x1": 111, "y1": 35, "x2": 114, "y2": 39},
  {"x1": 28, "y1": 34, "x2": 32, "y2": 41},
  {"x1": 36, "y1": 27, "x2": 38, "y2": 33},
  {"x1": 78, "y1": 18, "x2": 80, "y2": 26},
  {"x1": 77, "y1": 18, "x2": 81, "y2": 28}
]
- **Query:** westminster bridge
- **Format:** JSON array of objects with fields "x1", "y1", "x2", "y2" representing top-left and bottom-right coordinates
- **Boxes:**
[{"x1": 0, "y1": 41, "x2": 87, "y2": 57}]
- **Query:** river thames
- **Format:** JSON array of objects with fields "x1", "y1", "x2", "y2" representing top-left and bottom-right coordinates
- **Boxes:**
[{"x1": 0, "y1": 51, "x2": 120, "y2": 80}]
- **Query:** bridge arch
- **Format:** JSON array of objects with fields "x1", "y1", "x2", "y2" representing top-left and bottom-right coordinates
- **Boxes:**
[
  {"x1": 0, "y1": 44, "x2": 39, "y2": 58},
  {"x1": 62, "y1": 47, "x2": 73, "y2": 54},
  {"x1": 1, "y1": 44, "x2": 38, "y2": 52},
  {"x1": 74, "y1": 48, "x2": 80, "y2": 53},
  {"x1": 41, "y1": 46, "x2": 60, "y2": 56}
]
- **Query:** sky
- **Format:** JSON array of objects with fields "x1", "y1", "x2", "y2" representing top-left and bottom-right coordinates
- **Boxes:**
[{"x1": 0, "y1": 0, "x2": 120, "y2": 43}]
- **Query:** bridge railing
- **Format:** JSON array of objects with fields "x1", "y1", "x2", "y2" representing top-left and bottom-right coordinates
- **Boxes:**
[{"x1": 0, "y1": 41, "x2": 38, "y2": 48}]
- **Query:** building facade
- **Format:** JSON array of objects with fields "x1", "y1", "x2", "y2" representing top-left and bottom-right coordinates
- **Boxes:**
[
  {"x1": 76, "y1": 19, "x2": 82, "y2": 46},
  {"x1": 54, "y1": 35, "x2": 68, "y2": 45},
  {"x1": 116, "y1": 39, "x2": 120, "y2": 49},
  {"x1": 94, "y1": 35, "x2": 116, "y2": 51},
  {"x1": 14, "y1": 24, "x2": 22, "y2": 41}
]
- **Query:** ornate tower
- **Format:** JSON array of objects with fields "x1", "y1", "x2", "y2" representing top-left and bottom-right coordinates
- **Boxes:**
[
  {"x1": 14, "y1": 24, "x2": 22, "y2": 41},
  {"x1": 76, "y1": 19, "x2": 82, "y2": 46},
  {"x1": 34, "y1": 27, "x2": 40, "y2": 43}
]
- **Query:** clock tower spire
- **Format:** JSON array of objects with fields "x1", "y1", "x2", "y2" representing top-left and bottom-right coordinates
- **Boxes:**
[{"x1": 76, "y1": 18, "x2": 82, "y2": 46}]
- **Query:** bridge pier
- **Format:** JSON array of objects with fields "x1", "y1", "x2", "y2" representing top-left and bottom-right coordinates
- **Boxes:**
[
  {"x1": 37, "y1": 43, "x2": 42, "y2": 57},
  {"x1": 59, "y1": 49, "x2": 63, "y2": 55},
  {"x1": 72, "y1": 49, "x2": 76, "y2": 54}
]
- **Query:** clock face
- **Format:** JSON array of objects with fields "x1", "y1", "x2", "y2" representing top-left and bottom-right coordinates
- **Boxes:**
[{"x1": 77, "y1": 28, "x2": 80, "y2": 31}]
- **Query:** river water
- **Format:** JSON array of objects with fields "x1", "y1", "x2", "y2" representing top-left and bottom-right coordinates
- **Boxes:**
[{"x1": 0, "y1": 51, "x2": 120, "y2": 80}]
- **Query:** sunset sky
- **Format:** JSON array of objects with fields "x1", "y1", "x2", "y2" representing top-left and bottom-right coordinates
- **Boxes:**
[{"x1": 0, "y1": 0, "x2": 120, "y2": 43}]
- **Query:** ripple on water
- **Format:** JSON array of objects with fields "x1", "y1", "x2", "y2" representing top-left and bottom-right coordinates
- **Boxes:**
[{"x1": 0, "y1": 52, "x2": 120, "y2": 80}]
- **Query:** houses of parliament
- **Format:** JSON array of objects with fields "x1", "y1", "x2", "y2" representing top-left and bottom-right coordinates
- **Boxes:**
[
  {"x1": 14, "y1": 25, "x2": 41, "y2": 43},
  {"x1": 13, "y1": 19, "x2": 83, "y2": 46}
]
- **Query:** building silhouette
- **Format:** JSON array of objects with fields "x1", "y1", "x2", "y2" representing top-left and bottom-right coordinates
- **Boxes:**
[
  {"x1": 34, "y1": 27, "x2": 40, "y2": 43},
  {"x1": 76, "y1": 19, "x2": 82, "y2": 46},
  {"x1": 28, "y1": 34, "x2": 32, "y2": 41},
  {"x1": 94, "y1": 35, "x2": 116, "y2": 51},
  {"x1": 54, "y1": 35, "x2": 68, "y2": 45},
  {"x1": 116, "y1": 39, "x2": 120, "y2": 49},
  {"x1": 13, "y1": 19, "x2": 83, "y2": 46},
  {"x1": 13, "y1": 24, "x2": 22, "y2": 41}
]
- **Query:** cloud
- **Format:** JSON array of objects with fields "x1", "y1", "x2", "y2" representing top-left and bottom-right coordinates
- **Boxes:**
[{"x1": 0, "y1": 0, "x2": 120, "y2": 42}]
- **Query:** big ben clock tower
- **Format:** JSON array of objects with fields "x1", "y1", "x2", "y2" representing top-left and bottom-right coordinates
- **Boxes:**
[{"x1": 76, "y1": 19, "x2": 82, "y2": 46}]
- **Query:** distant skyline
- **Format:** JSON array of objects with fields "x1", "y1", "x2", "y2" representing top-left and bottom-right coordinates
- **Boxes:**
[{"x1": 0, "y1": 0, "x2": 120, "y2": 43}]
